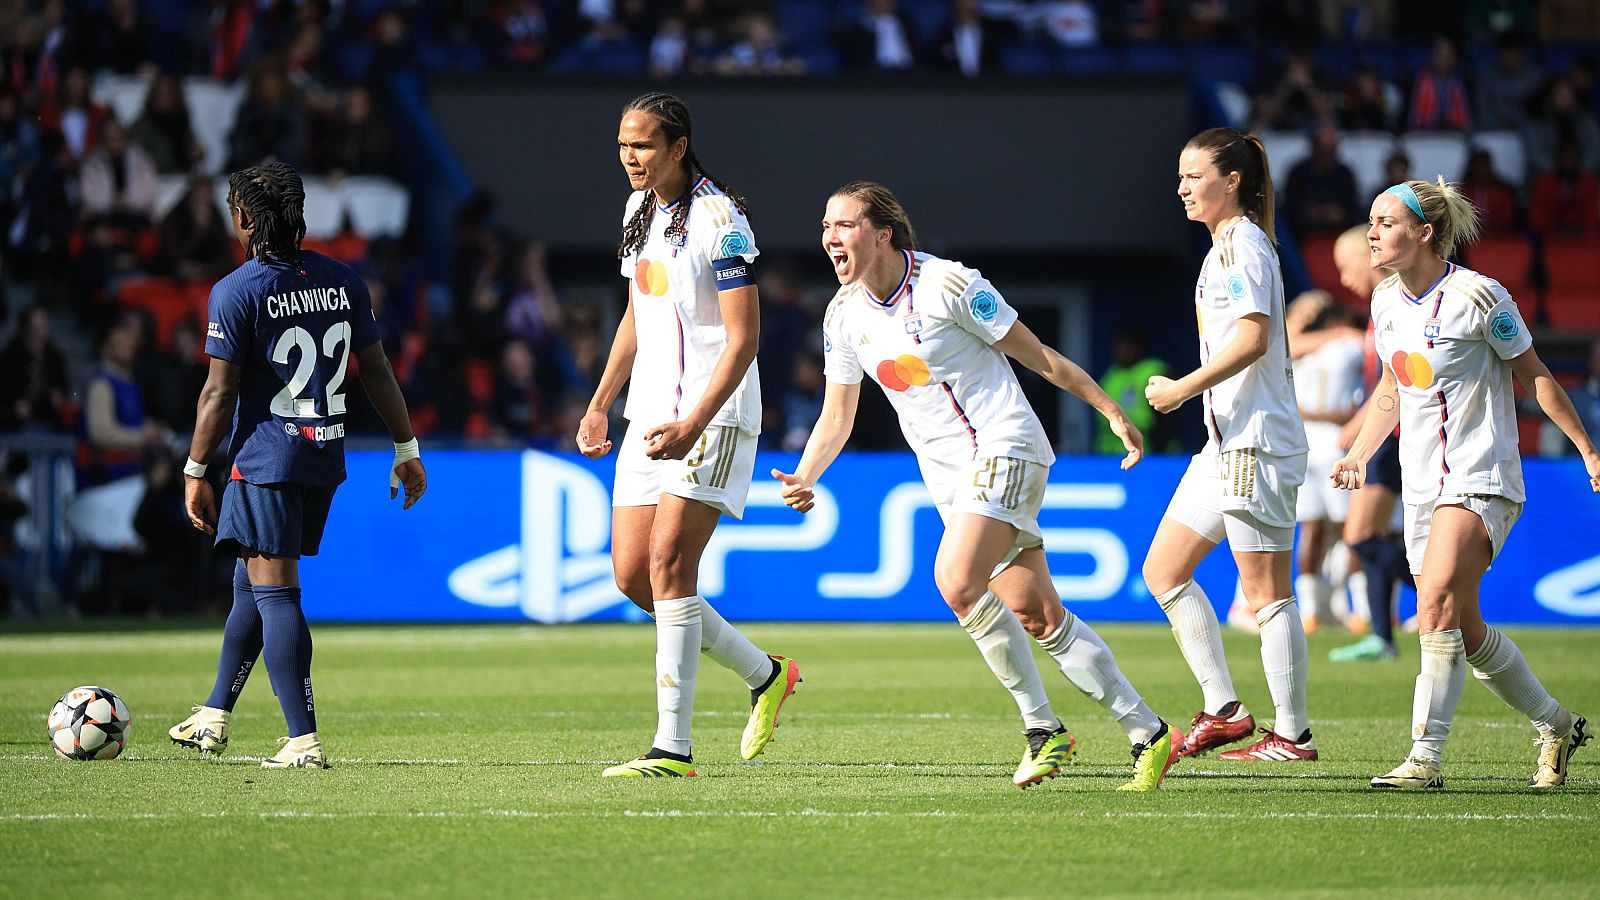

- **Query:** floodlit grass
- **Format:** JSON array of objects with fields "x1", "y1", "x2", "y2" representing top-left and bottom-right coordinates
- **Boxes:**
[{"x1": 2, "y1": 621, "x2": 1597, "y2": 897}]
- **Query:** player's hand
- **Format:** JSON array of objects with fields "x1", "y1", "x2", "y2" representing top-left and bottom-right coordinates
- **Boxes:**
[
  {"x1": 576, "y1": 409, "x2": 612, "y2": 458},
  {"x1": 1330, "y1": 456, "x2": 1365, "y2": 491},
  {"x1": 1144, "y1": 375, "x2": 1187, "y2": 414},
  {"x1": 391, "y1": 457, "x2": 426, "y2": 509},
  {"x1": 184, "y1": 476, "x2": 216, "y2": 535},
  {"x1": 1107, "y1": 413, "x2": 1144, "y2": 470},
  {"x1": 643, "y1": 418, "x2": 704, "y2": 460},
  {"x1": 772, "y1": 469, "x2": 815, "y2": 514},
  {"x1": 1584, "y1": 450, "x2": 1600, "y2": 493}
]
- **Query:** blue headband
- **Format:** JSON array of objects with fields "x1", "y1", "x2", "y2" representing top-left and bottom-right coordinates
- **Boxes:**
[{"x1": 1384, "y1": 183, "x2": 1426, "y2": 222}]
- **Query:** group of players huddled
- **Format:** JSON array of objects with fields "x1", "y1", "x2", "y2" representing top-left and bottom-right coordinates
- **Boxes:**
[{"x1": 164, "y1": 92, "x2": 1600, "y2": 790}]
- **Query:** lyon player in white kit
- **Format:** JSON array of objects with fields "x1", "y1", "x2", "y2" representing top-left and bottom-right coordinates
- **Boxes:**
[
  {"x1": 577, "y1": 93, "x2": 798, "y2": 778},
  {"x1": 776, "y1": 182, "x2": 1183, "y2": 791},
  {"x1": 1332, "y1": 179, "x2": 1600, "y2": 790},
  {"x1": 1142, "y1": 127, "x2": 1317, "y2": 763}
]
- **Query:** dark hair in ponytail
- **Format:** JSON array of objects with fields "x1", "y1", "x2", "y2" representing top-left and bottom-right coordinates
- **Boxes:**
[
  {"x1": 616, "y1": 92, "x2": 750, "y2": 259},
  {"x1": 227, "y1": 162, "x2": 306, "y2": 262},
  {"x1": 1186, "y1": 127, "x2": 1276, "y2": 241}
]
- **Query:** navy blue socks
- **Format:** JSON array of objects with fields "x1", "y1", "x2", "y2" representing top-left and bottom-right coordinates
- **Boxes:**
[
  {"x1": 1353, "y1": 537, "x2": 1409, "y2": 646},
  {"x1": 205, "y1": 561, "x2": 263, "y2": 711},
  {"x1": 254, "y1": 585, "x2": 316, "y2": 737}
]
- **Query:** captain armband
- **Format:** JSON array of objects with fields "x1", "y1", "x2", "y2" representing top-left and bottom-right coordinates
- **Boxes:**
[{"x1": 712, "y1": 256, "x2": 757, "y2": 291}]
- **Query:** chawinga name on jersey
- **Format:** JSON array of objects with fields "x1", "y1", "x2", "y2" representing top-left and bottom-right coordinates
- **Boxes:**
[{"x1": 266, "y1": 287, "x2": 352, "y2": 319}]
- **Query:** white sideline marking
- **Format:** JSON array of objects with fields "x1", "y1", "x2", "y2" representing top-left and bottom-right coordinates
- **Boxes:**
[{"x1": 2, "y1": 808, "x2": 1594, "y2": 824}]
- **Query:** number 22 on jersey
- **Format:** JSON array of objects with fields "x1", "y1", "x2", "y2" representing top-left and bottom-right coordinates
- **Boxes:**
[{"x1": 270, "y1": 322, "x2": 351, "y2": 419}]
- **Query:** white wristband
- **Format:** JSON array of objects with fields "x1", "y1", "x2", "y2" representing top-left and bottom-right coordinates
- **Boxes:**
[
  {"x1": 391, "y1": 438, "x2": 420, "y2": 489},
  {"x1": 183, "y1": 458, "x2": 208, "y2": 478}
]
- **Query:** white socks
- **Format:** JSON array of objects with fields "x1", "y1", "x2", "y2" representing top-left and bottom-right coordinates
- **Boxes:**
[
  {"x1": 652, "y1": 596, "x2": 702, "y2": 756},
  {"x1": 1155, "y1": 579, "x2": 1237, "y2": 715},
  {"x1": 1256, "y1": 598, "x2": 1310, "y2": 740},
  {"x1": 1294, "y1": 573, "x2": 1329, "y2": 625},
  {"x1": 1410, "y1": 629, "x2": 1466, "y2": 763},
  {"x1": 698, "y1": 599, "x2": 773, "y2": 689},
  {"x1": 958, "y1": 592, "x2": 1057, "y2": 732},
  {"x1": 1037, "y1": 614, "x2": 1162, "y2": 745},
  {"x1": 1467, "y1": 626, "x2": 1568, "y2": 737}
]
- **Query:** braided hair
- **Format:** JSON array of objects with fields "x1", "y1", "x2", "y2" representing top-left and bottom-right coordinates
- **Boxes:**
[
  {"x1": 616, "y1": 92, "x2": 749, "y2": 260},
  {"x1": 228, "y1": 162, "x2": 307, "y2": 262}
]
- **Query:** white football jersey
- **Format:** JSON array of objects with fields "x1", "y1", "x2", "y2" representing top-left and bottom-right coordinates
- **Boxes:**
[
  {"x1": 1294, "y1": 333, "x2": 1365, "y2": 452},
  {"x1": 822, "y1": 250, "x2": 1054, "y2": 466},
  {"x1": 618, "y1": 176, "x2": 761, "y2": 434},
  {"x1": 1194, "y1": 218, "x2": 1307, "y2": 456},
  {"x1": 1371, "y1": 262, "x2": 1532, "y2": 504}
]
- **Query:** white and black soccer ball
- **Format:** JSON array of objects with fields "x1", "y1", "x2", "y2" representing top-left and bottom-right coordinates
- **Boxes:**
[{"x1": 47, "y1": 686, "x2": 131, "y2": 761}]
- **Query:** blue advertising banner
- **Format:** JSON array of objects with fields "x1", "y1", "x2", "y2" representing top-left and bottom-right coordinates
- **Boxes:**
[{"x1": 305, "y1": 451, "x2": 1600, "y2": 625}]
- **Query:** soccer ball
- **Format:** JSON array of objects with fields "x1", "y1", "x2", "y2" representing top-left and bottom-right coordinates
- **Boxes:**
[{"x1": 47, "y1": 686, "x2": 131, "y2": 761}]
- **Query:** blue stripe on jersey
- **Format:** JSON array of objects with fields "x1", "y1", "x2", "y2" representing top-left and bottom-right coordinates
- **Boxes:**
[{"x1": 1401, "y1": 262, "x2": 1454, "y2": 305}]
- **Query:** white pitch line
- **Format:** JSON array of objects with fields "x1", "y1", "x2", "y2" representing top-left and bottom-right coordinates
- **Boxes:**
[{"x1": 0, "y1": 808, "x2": 1593, "y2": 825}]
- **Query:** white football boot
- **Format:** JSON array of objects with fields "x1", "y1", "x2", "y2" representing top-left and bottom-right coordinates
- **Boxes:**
[{"x1": 169, "y1": 706, "x2": 230, "y2": 754}]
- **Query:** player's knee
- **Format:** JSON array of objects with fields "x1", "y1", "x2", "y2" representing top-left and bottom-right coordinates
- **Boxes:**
[
  {"x1": 647, "y1": 543, "x2": 698, "y2": 597},
  {"x1": 933, "y1": 564, "x2": 986, "y2": 616},
  {"x1": 613, "y1": 567, "x2": 652, "y2": 609},
  {"x1": 1011, "y1": 607, "x2": 1049, "y2": 638},
  {"x1": 1142, "y1": 559, "x2": 1185, "y2": 599}
]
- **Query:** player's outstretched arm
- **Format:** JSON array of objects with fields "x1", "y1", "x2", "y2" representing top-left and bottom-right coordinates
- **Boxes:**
[
  {"x1": 1145, "y1": 312, "x2": 1270, "y2": 415},
  {"x1": 354, "y1": 342, "x2": 426, "y2": 509},
  {"x1": 1510, "y1": 346, "x2": 1600, "y2": 492},
  {"x1": 774, "y1": 380, "x2": 861, "y2": 514},
  {"x1": 645, "y1": 284, "x2": 759, "y2": 460},
  {"x1": 578, "y1": 298, "x2": 640, "y2": 458},
  {"x1": 1330, "y1": 363, "x2": 1401, "y2": 491},
  {"x1": 994, "y1": 320, "x2": 1144, "y2": 468},
  {"x1": 184, "y1": 357, "x2": 242, "y2": 534}
]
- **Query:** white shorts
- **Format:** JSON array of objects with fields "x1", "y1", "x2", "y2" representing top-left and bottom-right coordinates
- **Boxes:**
[
  {"x1": 1296, "y1": 447, "x2": 1351, "y2": 523},
  {"x1": 1402, "y1": 493, "x2": 1523, "y2": 576},
  {"x1": 612, "y1": 422, "x2": 757, "y2": 519},
  {"x1": 919, "y1": 454, "x2": 1047, "y2": 574},
  {"x1": 1165, "y1": 443, "x2": 1306, "y2": 552}
]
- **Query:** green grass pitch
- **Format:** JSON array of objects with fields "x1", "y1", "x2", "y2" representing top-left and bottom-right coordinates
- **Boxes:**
[{"x1": 2, "y1": 621, "x2": 1597, "y2": 897}]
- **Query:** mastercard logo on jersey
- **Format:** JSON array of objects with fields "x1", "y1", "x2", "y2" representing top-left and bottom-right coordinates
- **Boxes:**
[
  {"x1": 634, "y1": 259, "x2": 670, "y2": 296},
  {"x1": 1391, "y1": 350, "x2": 1435, "y2": 389},
  {"x1": 877, "y1": 354, "x2": 931, "y2": 392}
]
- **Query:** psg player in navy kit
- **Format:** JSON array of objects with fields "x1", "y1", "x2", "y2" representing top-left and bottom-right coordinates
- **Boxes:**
[{"x1": 168, "y1": 163, "x2": 426, "y2": 768}]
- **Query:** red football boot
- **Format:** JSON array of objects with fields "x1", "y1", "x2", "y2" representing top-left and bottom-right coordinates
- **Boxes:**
[
  {"x1": 1176, "y1": 702, "x2": 1255, "y2": 757},
  {"x1": 1218, "y1": 728, "x2": 1319, "y2": 761}
]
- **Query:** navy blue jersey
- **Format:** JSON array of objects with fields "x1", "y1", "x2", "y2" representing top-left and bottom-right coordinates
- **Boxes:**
[{"x1": 205, "y1": 250, "x2": 380, "y2": 486}]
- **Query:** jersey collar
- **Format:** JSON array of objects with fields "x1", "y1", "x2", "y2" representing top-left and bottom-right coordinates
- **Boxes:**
[
  {"x1": 862, "y1": 249, "x2": 915, "y2": 309},
  {"x1": 655, "y1": 176, "x2": 709, "y2": 213},
  {"x1": 1400, "y1": 261, "x2": 1454, "y2": 305}
]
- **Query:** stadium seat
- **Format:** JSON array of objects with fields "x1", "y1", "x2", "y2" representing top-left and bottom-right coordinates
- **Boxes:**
[
  {"x1": 1297, "y1": 233, "x2": 1363, "y2": 306},
  {"x1": 154, "y1": 175, "x2": 189, "y2": 220},
  {"x1": 1544, "y1": 289, "x2": 1600, "y2": 330},
  {"x1": 184, "y1": 77, "x2": 244, "y2": 176},
  {"x1": 1400, "y1": 131, "x2": 1468, "y2": 184},
  {"x1": 1124, "y1": 44, "x2": 1185, "y2": 74},
  {"x1": 294, "y1": 176, "x2": 344, "y2": 239},
  {"x1": 339, "y1": 176, "x2": 410, "y2": 239},
  {"x1": 115, "y1": 277, "x2": 190, "y2": 352},
  {"x1": 92, "y1": 73, "x2": 150, "y2": 125},
  {"x1": 1055, "y1": 46, "x2": 1121, "y2": 75},
  {"x1": 1463, "y1": 234, "x2": 1535, "y2": 298},
  {"x1": 774, "y1": 1, "x2": 833, "y2": 48},
  {"x1": 1543, "y1": 236, "x2": 1600, "y2": 289},
  {"x1": 1190, "y1": 43, "x2": 1258, "y2": 86},
  {"x1": 1339, "y1": 130, "x2": 1398, "y2": 199},
  {"x1": 1260, "y1": 131, "x2": 1309, "y2": 197},
  {"x1": 1472, "y1": 131, "x2": 1526, "y2": 188},
  {"x1": 1213, "y1": 82, "x2": 1251, "y2": 129},
  {"x1": 1001, "y1": 42, "x2": 1055, "y2": 75}
]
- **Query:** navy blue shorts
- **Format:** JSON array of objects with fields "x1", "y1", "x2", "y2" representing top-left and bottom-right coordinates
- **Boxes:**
[
  {"x1": 1370, "y1": 433, "x2": 1403, "y2": 494},
  {"x1": 216, "y1": 480, "x2": 336, "y2": 559}
]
